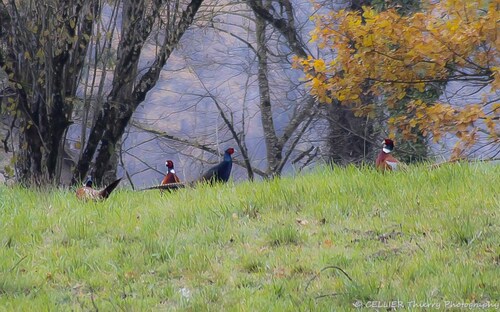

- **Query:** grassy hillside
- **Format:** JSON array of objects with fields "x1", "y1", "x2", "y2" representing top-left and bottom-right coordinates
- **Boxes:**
[{"x1": 0, "y1": 163, "x2": 499, "y2": 311}]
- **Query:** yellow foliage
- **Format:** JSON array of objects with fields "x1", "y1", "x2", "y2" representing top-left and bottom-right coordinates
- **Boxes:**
[
  {"x1": 313, "y1": 59, "x2": 326, "y2": 72},
  {"x1": 294, "y1": 0, "x2": 499, "y2": 153},
  {"x1": 492, "y1": 67, "x2": 500, "y2": 90},
  {"x1": 484, "y1": 117, "x2": 498, "y2": 139}
]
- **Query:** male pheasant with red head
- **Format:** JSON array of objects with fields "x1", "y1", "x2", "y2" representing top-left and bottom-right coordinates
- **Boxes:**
[
  {"x1": 198, "y1": 147, "x2": 235, "y2": 184},
  {"x1": 76, "y1": 176, "x2": 122, "y2": 201},
  {"x1": 376, "y1": 139, "x2": 400, "y2": 171},
  {"x1": 157, "y1": 160, "x2": 184, "y2": 192},
  {"x1": 162, "y1": 160, "x2": 181, "y2": 185}
]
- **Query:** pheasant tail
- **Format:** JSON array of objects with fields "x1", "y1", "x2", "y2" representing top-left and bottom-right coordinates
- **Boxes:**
[
  {"x1": 99, "y1": 178, "x2": 122, "y2": 199},
  {"x1": 139, "y1": 182, "x2": 188, "y2": 191}
]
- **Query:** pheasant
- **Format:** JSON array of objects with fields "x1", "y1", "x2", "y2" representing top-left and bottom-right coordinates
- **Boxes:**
[
  {"x1": 158, "y1": 160, "x2": 184, "y2": 192},
  {"x1": 376, "y1": 139, "x2": 400, "y2": 171},
  {"x1": 76, "y1": 177, "x2": 122, "y2": 201},
  {"x1": 162, "y1": 160, "x2": 181, "y2": 185},
  {"x1": 197, "y1": 147, "x2": 234, "y2": 184},
  {"x1": 140, "y1": 148, "x2": 235, "y2": 191}
]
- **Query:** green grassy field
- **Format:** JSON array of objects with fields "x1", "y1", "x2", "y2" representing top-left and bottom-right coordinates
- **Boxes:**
[{"x1": 0, "y1": 163, "x2": 499, "y2": 311}]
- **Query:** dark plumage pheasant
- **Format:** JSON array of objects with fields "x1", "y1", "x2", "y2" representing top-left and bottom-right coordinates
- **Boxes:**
[
  {"x1": 197, "y1": 147, "x2": 234, "y2": 184},
  {"x1": 76, "y1": 177, "x2": 122, "y2": 201},
  {"x1": 376, "y1": 139, "x2": 400, "y2": 171}
]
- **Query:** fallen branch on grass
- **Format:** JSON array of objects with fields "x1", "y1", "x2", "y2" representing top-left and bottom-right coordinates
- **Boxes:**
[{"x1": 305, "y1": 265, "x2": 353, "y2": 293}]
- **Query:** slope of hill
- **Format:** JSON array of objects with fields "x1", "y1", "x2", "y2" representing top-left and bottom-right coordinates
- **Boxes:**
[{"x1": 0, "y1": 163, "x2": 498, "y2": 310}]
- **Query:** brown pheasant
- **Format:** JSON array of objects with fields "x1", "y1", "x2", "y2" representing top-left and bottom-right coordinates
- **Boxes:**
[
  {"x1": 376, "y1": 139, "x2": 400, "y2": 171},
  {"x1": 76, "y1": 177, "x2": 122, "y2": 201}
]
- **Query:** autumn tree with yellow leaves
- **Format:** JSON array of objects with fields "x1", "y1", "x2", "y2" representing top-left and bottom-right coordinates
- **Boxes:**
[{"x1": 297, "y1": 0, "x2": 499, "y2": 160}]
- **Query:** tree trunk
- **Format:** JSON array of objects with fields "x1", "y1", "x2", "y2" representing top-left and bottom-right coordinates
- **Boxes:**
[
  {"x1": 1, "y1": 0, "x2": 98, "y2": 186},
  {"x1": 16, "y1": 91, "x2": 45, "y2": 184},
  {"x1": 73, "y1": 0, "x2": 205, "y2": 185},
  {"x1": 325, "y1": 105, "x2": 373, "y2": 165},
  {"x1": 254, "y1": 4, "x2": 282, "y2": 177},
  {"x1": 248, "y1": 0, "x2": 320, "y2": 176},
  {"x1": 324, "y1": 1, "x2": 376, "y2": 165}
]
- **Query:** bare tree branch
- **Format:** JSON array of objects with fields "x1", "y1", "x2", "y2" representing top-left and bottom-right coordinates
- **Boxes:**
[{"x1": 131, "y1": 121, "x2": 268, "y2": 177}]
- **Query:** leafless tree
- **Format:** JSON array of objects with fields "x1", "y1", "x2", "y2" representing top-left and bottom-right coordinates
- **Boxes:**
[
  {"x1": 1, "y1": 0, "x2": 205, "y2": 186},
  {"x1": 122, "y1": 0, "x2": 321, "y2": 181}
]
